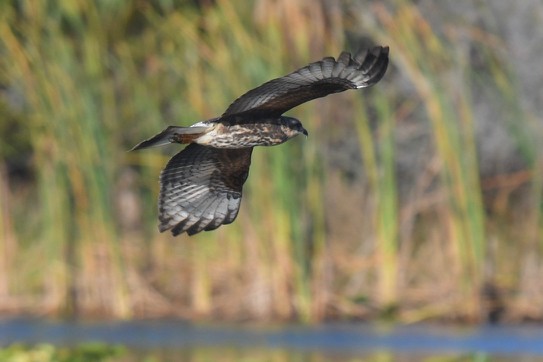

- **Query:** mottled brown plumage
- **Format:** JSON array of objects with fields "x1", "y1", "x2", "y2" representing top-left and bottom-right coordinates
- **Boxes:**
[
  {"x1": 159, "y1": 144, "x2": 252, "y2": 236},
  {"x1": 132, "y1": 45, "x2": 390, "y2": 236}
]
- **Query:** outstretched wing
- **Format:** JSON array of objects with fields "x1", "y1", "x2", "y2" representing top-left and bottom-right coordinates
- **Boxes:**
[
  {"x1": 159, "y1": 144, "x2": 253, "y2": 236},
  {"x1": 221, "y1": 46, "x2": 389, "y2": 118}
]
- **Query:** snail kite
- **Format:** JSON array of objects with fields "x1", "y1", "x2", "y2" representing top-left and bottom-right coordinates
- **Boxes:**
[{"x1": 132, "y1": 45, "x2": 390, "y2": 236}]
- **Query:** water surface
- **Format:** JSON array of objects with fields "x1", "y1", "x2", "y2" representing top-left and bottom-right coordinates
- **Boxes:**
[{"x1": 1, "y1": 318, "x2": 543, "y2": 361}]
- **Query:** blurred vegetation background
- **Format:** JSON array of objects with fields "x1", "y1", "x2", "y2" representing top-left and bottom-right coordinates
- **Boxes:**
[{"x1": 0, "y1": 0, "x2": 542, "y2": 324}]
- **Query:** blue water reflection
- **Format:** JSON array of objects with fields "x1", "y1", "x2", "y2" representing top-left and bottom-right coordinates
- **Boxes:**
[{"x1": 1, "y1": 318, "x2": 543, "y2": 356}]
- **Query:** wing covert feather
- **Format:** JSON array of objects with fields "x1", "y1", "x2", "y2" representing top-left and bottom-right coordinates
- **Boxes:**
[
  {"x1": 159, "y1": 144, "x2": 253, "y2": 236},
  {"x1": 221, "y1": 46, "x2": 389, "y2": 118}
]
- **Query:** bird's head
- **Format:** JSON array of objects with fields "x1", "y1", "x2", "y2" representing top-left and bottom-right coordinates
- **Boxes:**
[{"x1": 281, "y1": 116, "x2": 308, "y2": 138}]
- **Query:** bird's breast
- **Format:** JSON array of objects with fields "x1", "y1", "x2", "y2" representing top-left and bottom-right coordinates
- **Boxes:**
[{"x1": 194, "y1": 123, "x2": 291, "y2": 148}]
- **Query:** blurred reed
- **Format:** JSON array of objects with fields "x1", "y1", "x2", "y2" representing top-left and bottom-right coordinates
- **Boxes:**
[
  {"x1": 370, "y1": 1, "x2": 488, "y2": 317},
  {"x1": 0, "y1": 0, "x2": 540, "y2": 323}
]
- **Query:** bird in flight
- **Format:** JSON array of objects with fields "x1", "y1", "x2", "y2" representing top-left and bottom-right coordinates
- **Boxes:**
[{"x1": 132, "y1": 45, "x2": 389, "y2": 236}]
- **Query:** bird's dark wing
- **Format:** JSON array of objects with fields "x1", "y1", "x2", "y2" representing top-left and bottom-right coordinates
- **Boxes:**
[
  {"x1": 159, "y1": 144, "x2": 253, "y2": 236},
  {"x1": 221, "y1": 46, "x2": 389, "y2": 118}
]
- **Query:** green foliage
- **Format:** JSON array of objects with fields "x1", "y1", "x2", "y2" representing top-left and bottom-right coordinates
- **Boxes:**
[
  {"x1": 0, "y1": 0, "x2": 540, "y2": 323},
  {"x1": 0, "y1": 343, "x2": 125, "y2": 362}
]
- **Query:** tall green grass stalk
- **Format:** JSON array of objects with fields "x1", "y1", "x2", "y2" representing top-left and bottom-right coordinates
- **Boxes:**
[{"x1": 353, "y1": 93, "x2": 399, "y2": 310}]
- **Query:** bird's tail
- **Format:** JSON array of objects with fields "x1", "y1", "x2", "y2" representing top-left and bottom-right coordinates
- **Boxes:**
[{"x1": 130, "y1": 125, "x2": 209, "y2": 151}]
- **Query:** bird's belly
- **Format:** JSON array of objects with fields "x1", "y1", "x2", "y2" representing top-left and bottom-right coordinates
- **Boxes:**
[{"x1": 194, "y1": 125, "x2": 289, "y2": 148}]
